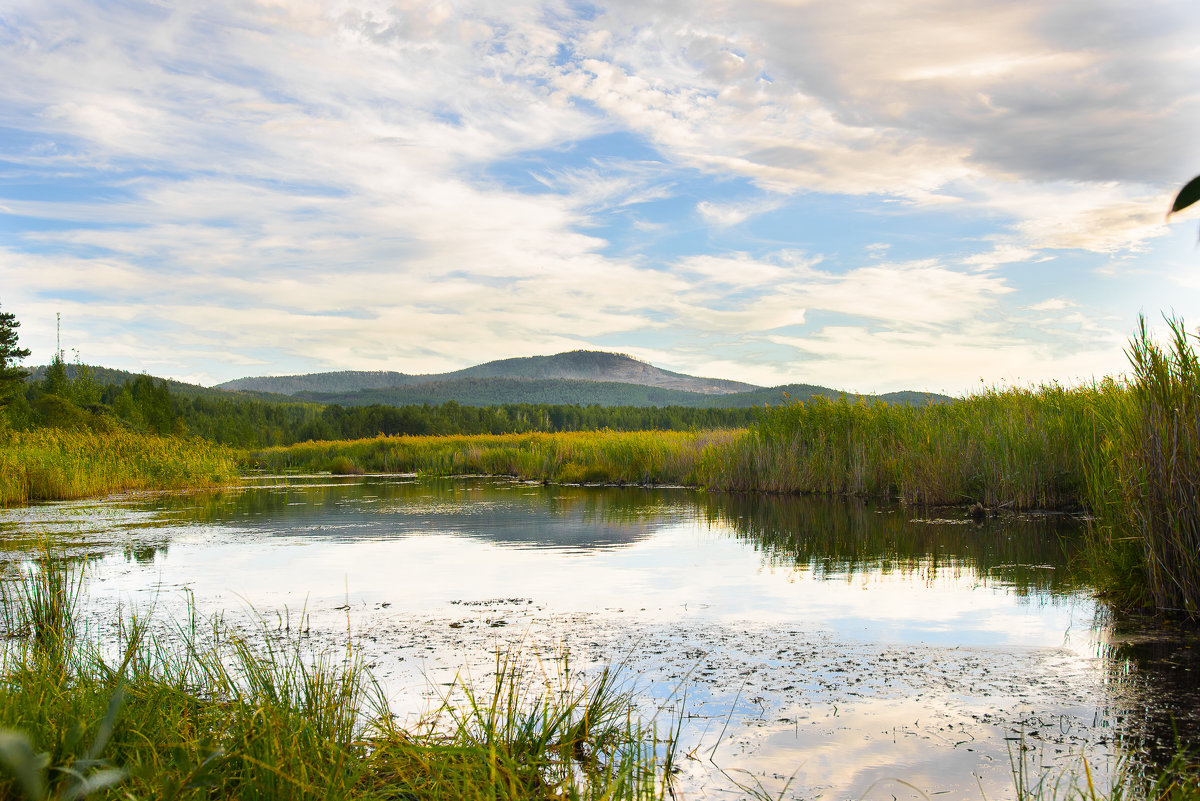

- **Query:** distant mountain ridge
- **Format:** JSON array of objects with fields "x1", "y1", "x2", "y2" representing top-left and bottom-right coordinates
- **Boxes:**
[
  {"x1": 213, "y1": 349, "x2": 952, "y2": 408},
  {"x1": 292, "y1": 378, "x2": 950, "y2": 409},
  {"x1": 216, "y1": 350, "x2": 760, "y2": 396},
  {"x1": 27, "y1": 355, "x2": 953, "y2": 409}
]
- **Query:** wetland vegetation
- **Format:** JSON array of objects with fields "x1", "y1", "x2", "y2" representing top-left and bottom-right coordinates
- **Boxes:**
[
  {"x1": 6, "y1": 305, "x2": 1200, "y2": 797},
  {"x1": 0, "y1": 549, "x2": 670, "y2": 801}
]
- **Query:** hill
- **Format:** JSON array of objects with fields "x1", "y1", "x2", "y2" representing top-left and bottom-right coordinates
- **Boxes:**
[
  {"x1": 293, "y1": 378, "x2": 952, "y2": 408},
  {"x1": 216, "y1": 350, "x2": 759, "y2": 396},
  {"x1": 25, "y1": 363, "x2": 296, "y2": 403},
  {"x1": 30, "y1": 360, "x2": 952, "y2": 410}
]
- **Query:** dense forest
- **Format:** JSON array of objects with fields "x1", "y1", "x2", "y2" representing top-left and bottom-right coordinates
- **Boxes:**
[
  {"x1": 6, "y1": 358, "x2": 760, "y2": 447},
  {"x1": 286, "y1": 376, "x2": 949, "y2": 408}
]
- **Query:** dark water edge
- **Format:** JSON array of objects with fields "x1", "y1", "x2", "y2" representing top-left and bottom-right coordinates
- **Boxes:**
[{"x1": 1, "y1": 475, "x2": 1197, "y2": 797}]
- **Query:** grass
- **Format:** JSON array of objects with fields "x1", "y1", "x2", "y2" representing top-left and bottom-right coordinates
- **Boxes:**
[
  {"x1": 717, "y1": 382, "x2": 1105, "y2": 507},
  {"x1": 1084, "y1": 317, "x2": 1200, "y2": 619},
  {"x1": 5, "y1": 318, "x2": 1200, "y2": 620},
  {"x1": 245, "y1": 384, "x2": 1107, "y2": 510},
  {"x1": 243, "y1": 429, "x2": 745, "y2": 487},
  {"x1": 0, "y1": 549, "x2": 672, "y2": 801},
  {"x1": 0, "y1": 428, "x2": 238, "y2": 506}
]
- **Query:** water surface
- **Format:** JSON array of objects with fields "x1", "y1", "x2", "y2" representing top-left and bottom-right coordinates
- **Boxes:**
[{"x1": 2, "y1": 475, "x2": 1194, "y2": 799}]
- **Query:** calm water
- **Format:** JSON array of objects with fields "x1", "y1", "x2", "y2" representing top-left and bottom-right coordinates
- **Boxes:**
[{"x1": 2, "y1": 475, "x2": 1198, "y2": 799}]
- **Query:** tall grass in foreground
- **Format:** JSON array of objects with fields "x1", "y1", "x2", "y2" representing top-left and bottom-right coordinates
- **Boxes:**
[
  {"x1": 1086, "y1": 318, "x2": 1200, "y2": 618},
  {"x1": 0, "y1": 428, "x2": 237, "y2": 506},
  {"x1": 0, "y1": 551, "x2": 669, "y2": 800}
]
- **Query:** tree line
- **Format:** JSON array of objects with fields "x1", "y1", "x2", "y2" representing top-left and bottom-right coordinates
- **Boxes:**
[{"x1": 4, "y1": 356, "x2": 757, "y2": 447}]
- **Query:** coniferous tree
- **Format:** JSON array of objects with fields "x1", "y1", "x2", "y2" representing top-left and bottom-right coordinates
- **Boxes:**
[{"x1": 0, "y1": 304, "x2": 31, "y2": 411}]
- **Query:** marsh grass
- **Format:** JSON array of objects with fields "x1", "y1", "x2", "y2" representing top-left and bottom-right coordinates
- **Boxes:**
[
  {"x1": 247, "y1": 387, "x2": 1106, "y2": 511},
  {"x1": 1084, "y1": 318, "x2": 1200, "y2": 619},
  {"x1": 0, "y1": 550, "x2": 671, "y2": 800},
  {"x1": 0, "y1": 428, "x2": 237, "y2": 506},
  {"x1": 245, "y1": 429, "x2": 746, "y2": 488},
  {"x1": 1008, "y1": 739, "x2": 1200, "y2": 801},
  {"x1": 720, "y1": 384, "x2": 1105, "y2": 508}
]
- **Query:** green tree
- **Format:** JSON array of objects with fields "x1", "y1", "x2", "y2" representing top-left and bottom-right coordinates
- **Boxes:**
[
  {"x1": 0, "y1": 303, "x2": 31, "y2": 412},
  {"x1": 42, "y1": 351, "x2": 69, "y2": 398}
]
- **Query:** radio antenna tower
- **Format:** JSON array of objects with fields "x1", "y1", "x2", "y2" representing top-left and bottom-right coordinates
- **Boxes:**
[{"x1": 56, "y1": 312, "x2": 62, "y2": 360}]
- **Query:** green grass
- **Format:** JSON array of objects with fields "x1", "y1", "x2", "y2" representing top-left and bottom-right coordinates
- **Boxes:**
[
  {"x1": 243, "y1": 429, "x2": 745, "y2": 487},
  {"x1": 0, "y1": 428, "x2": 238, "y2": 506},
  {"x1": 0, "y1": 550, "x2": 671, "y2": 801},
  {"x1": 245, "y1": 385, "x2": 1106, "y2": 510},
  {"x1": 1083, "y1": 317, "x2": 1200, "y2": 618},
  {"x1": 717, "y1": 383, "x2": 1102, "y2": 507}
]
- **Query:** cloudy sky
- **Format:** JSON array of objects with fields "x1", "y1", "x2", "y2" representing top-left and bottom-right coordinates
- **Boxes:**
[{"x1": 2, "y1": 0, "x2": 1199, "y2": 394}]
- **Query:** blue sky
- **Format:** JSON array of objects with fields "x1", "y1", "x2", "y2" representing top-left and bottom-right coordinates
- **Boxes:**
[{"x1": 2, "y1": 0, "x2": 1199, "y2": 394}]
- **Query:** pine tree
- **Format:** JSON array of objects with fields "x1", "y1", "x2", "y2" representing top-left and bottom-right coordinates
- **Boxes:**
[{"x1": 0, "y1": 304, "x2": 31, "y2": 409}]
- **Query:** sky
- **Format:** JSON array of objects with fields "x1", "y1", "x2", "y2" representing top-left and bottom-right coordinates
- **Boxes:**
[{"x1": 2, "y1": 0, "x2": 1199, "y2": 395}]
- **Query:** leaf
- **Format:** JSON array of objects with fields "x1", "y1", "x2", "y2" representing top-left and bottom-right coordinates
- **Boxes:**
[
  {"x1": 0, "y1": 730, "x2": 48, "y2": 800},
  {"x1": 1170, "y1": 175, "x2": 1200, "y2": 215},
  {"x1": 59, "y1": 768, "x2": 126, "y2": 801}
]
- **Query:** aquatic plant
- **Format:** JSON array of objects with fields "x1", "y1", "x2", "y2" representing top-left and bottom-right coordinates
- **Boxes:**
[
  {"x1": 244, "y1": 429, "x2": 745, "y2": 488},
  {"x1": 0, "y1": 551, "x2": 672, "y2": 801},
  {"x1": 1085, "y1": 317, "x2": 1200, "y2": 619}
]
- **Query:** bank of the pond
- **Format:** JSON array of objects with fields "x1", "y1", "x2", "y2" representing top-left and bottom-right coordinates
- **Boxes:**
[
  {"x1": 0, "y1": 428, "x2": 237, "y2": 506},
  {"x1": 242, "y1": 428, "x2": 746, "y2": 487},
  {"x1": 0, "y1": 554, "x2": 668, "y2": 801},
  {"x1": 243, "y1": 383, "x2": 1106, "y2": 510}
]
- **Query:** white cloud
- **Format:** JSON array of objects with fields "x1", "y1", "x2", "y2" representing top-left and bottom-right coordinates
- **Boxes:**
[{"x1": 1, "y1": 0, "x2": 1197, "y2": 390}]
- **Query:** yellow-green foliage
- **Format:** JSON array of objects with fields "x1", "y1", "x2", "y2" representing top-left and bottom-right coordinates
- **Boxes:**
[
  {"x1": 244, "y1": 383, "x2": 1131, "y2": 512},
  {"x1": 1086, "y1": 318, "x2": 1200, "y2": 617},
  {"x1": 245, "y1": 429, "x2": 747, "y2": 487},
  {"x1": 725, "y1": 385, "x2": 1108, "y2": 508},
  {"x1": 0, "y1": 428, "x2": 237, "y2": 505},
  {"x1": 244, "y1": 387, "x2": 1113, "y2": 510}
]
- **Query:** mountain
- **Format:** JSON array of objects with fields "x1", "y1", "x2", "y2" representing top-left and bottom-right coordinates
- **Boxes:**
[
  {"x1": 216, "y1": 350, "x2": 759, "y2": 396},
  {"x1": 28, "y1": 359, "x2": 953, "y2": 410},
  {"x1": 290, "y1": 378, "x2": 951, "y2": 409},
  {"x1": 214, "y1": 350, "x2": 952, "y2": 408}
]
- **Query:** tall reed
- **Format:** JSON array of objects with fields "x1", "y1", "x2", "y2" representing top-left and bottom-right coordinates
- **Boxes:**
[
  {"x1": 1085, "y1": 317, "x2": 1200, "y2": 618},
  {"x1": 244, "y1": 429, "x2": 746, "y2": 487},
  {"x1": 245, "y1": 389, "x2": 1107, "y2": 511},
  {"x1": 0, "y1": 428, "x2": 237, "y2": 506},
  {"x1": 712, "y1": 385, "x2": 1103, "y2": 508}
]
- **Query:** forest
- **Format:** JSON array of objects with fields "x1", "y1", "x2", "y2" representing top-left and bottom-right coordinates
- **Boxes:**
[{"x1": 4, "y1": 356, "x2": 760, "y2": 447}]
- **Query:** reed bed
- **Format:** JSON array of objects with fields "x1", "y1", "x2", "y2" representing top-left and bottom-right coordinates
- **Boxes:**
[
  {"x1": 247, "y1": 387, "x2": 1106, "y2": 510},
  {"x1": 0, "y1": 550, "x2": 670, "y2": 800},
  {"x1": 245, "y1": 429, "x2": 747, "y2": 487},
  {"x1": 0, "y1": 428, "x2": 237, "y2": 506},
  {"x1": 721, "y1": 383, "x2": 1108, "y2": 508},
  {"x1": 1085, "y1": 318, "x2": 1200, "y2": 618}
]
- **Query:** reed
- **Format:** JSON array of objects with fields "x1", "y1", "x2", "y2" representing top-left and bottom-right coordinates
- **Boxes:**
[
  {"x1": 244, "y1": 429, "x2": 746, "y2": 488},
  {"x1": 1084, "y1": 317, "x2": 1200, "y2": 618},
  {"x1": 724, "y1": 384, "x2": 1106, "y2": 508},
  {"x1": 0, "y1": 428, "x2": 237, "y2": 506},
  {"x1": 244, "y1": 388, "x2": 1108, "y2": 510},
  {"x1": 0, "y1": 551, "x2": 670, "y2": 801}
]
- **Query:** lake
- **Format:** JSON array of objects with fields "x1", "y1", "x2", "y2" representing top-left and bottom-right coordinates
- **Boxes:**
[{"x1": 3, "y1": 474, "x2": 1197, "y2": 799}]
